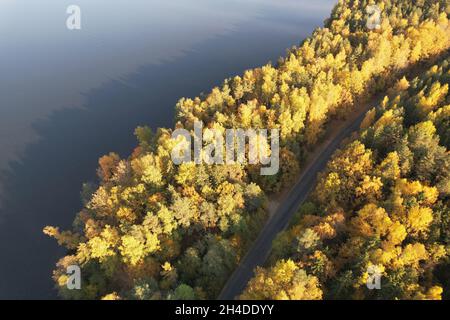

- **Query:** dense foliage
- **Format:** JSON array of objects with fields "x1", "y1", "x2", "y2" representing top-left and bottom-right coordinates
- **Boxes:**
[
  {"x1": 46, "y1": 0, "x2": 450, "y2": 299},
  {"x1": 242, "y1": 56, "x2": 450, "y2": 300}
]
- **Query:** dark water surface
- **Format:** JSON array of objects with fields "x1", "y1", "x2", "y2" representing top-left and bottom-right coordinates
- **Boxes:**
[{"x1": 0, "y1": 0, "x2": 335, "y2": 298}]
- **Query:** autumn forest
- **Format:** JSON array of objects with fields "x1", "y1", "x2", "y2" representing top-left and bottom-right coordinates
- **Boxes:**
[{"x1": 45, "y1": 0, "x2": 450, "y2": 300}]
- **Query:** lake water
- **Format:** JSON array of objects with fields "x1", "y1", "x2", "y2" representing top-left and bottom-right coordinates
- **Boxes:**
[{"x1": 0, "y1": 0, "x2": 335, "y2": 298}]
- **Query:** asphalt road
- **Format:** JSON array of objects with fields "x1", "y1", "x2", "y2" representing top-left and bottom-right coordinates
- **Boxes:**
[{"x1": 218, "y1": 109, "x2": 369, "y2": 300}]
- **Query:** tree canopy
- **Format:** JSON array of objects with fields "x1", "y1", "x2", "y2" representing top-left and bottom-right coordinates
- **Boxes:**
[
  {"x1": 46, "y1": 0, "x2": 450, "y2": 299},
  {"x1": 245, "y1": 56, "x2": 450, "y2": 300}
]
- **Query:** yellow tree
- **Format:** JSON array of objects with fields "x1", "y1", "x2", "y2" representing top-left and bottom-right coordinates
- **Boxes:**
[{"x1": 240, "y1": 260, "x2": 322, "y2": 300}]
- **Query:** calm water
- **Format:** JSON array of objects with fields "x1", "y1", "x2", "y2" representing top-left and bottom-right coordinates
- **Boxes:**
[{"x1": 0, "y1": 0, "x2": 335, "y2": 298}]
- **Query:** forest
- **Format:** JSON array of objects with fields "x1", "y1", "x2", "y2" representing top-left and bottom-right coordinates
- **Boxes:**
[
  {"x1": 45, "y1": 0, "x2": 450, "y2": 299},
  {"x1": 242, "y1": 56, "x2": 450, "y2": 300}
]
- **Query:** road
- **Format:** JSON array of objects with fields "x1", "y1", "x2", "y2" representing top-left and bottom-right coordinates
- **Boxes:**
[{"x1": 218, "y1": 107, "x2": 370, "y2": 300}]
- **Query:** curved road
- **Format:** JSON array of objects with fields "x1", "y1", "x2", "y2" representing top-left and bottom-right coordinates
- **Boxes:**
[{"x1": 219, "y1": 108, "x2": 370, "y2": 300}]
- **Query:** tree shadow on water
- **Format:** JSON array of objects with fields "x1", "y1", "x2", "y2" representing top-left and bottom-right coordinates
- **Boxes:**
[{"x1": 0, "y1": 26, "x2": 303, "y2": 299}]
